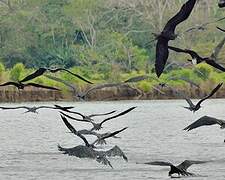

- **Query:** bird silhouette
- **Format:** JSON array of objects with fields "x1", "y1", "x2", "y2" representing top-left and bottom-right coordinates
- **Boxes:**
[
  {"x1": 155, "y1": 0, "x2": 196, "y2": 77},
  {"x1": 0, "y1": 81, "x2": 60, "y2": 91},
  {"x1": 20, "y1": 67, "x2": 93, "y2": 84},
  {"x1": 60, "y1": 106, "x2": 136, "y2": 131},
  {"x1": 56, "y1": 105, "x2": 116, "y2": 122},
  {"x1": 76, "y1": 129, "x2": 120, "y2": 145},
  {"x1": 178, "y1": 83, "x2": 222, "y2": 112},
  {"x1": 0, "y1": 105, "x2": 74, "y2": 114},
  {"x1": 183, "y1": 116, "x2": 225, "y2": 131},
  {"x1": 168, "y1": 46, "x2": 225, "y2": 72},
  {"x1": 59, "y1": 115, "x2": 128, "y2": 167},
  {"x1": 137, "y1": 160, "x2": 207, "y2": 177}
]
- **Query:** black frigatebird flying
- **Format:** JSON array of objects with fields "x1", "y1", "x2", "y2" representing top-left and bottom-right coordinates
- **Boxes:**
[
  {"x1": 180, "y1": 83, "x2": 222, "y2": 112},
  {"x1": 55, "y1": 105, "x2": 116, "y2": 122},
  {"x1": 168, "y1": 46, "x2": 225, "y2": 72},
  {"x1": 155, "y1": 0, "x2": 196, "y2": 77},
  {"x1": 20, "y1": 67, "x2": 93, "y2": 84},
  {"x1": 58, "y1": 115, "x2": 128, "y2": 167},
  {"x1": 0, "y1": 81, "x2": 60, "y2": 91},
  {"x1": 0, "y1": 105, "x2": 74, "y2": 114},
  {"x1": 61, "y1": 115, "x2": 127, "y2": 148},
  {"x1": 60, "y1": 106, "x2": 136, "y2": 131},
  {"x1": 137, "y1": 160, "x2": 207, "y2": 177},
  {"x1": 183, "y1": 116, "x2": 225, "y2": 131},
  {"x1": 76, "y1": 129, "x2": 120, "y2": 145}
]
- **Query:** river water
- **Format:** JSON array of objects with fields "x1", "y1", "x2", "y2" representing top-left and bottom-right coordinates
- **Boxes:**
[{"x1": 0, "y1": 99, "x2": 225, "y2": 180}]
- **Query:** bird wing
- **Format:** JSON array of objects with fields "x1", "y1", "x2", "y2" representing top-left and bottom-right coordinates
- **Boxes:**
[
  {"x1": 60, "y1": 111, "x2": 90, "y2": 123},
  {"x1": 124, "y1": 75, "x2": 149, "y2": 83},
  {"x1": 155, "y1": 37, "x2": 169, "y2": 77},
  {"x1": 60, "y1": 115, "x2": 90, "y2": 147},
  {"x1": 205, "y1": 59, "x2": 225, "y2": 72},
  {"x1": 92, "y1": 127, "x2": 127, "y2": 145},
  {"x1": 44, "y1": 75, "x2": 77, "y2": 92},
  {"x1": 54, "y1": 105, "x2": 74, "y2": 111},
  {"x1": 25, "y1": 83, "x2": 60, "y2": 90},
  {"x1": 59, "y1": 109, "x2": 86, "y2": 119},
  {"x1": 34, "y1": 106, "x2": 56, "y2": 110},
  {"x1": 0, "y1": 82, "x2": 20, "y2": 88},
  {"x1": 177, "y1": 160, "x2": 207, "y2": 171},
  {"x1": 196, "y1": 83, "x2": 223, "y2": 106},
  {"x1": 140, "y1": 161, "x2": 172, "y2": 166},
  {"x1": 163, "y1": 0, "x2": 196, "y2": 33},
  {"x1": 78, "y1": 129, "x2": 98, "y2": 136},
  {"x1": 183, "y1": 116, "x2": 223, "y2": 131},
  {"x1": 88, "y1": 110, "x2": 117, "y2": 118},
  {"x1": 50, "y1": 68, "x2": 93, "y2": 84},
  {"x1": 104, "y1": 145, "x2": 128, "y2": 162},
  {"x1": 217, "y1": 26, "x2": 225, "y2": 33},
  {"x1": 0, "y1": 106, "x2": 29, "y2": 110},
  {"x1": 210, "y1": 36, "x2": 225, "y2": 60},
  {"x1": 138, "y1": 161, "x2": 193, "y2": 176},
  {"x1": 163, "y1": 85, "x2": 195, "y2": 107},
  {"x1": 168, "y1": 46, "x2": 201, "y2": 60},
  {"x1": 99, "y1": 106, "x2": 136, "y2": 126},
  {"x1": 20, "y1": 68, "x2": 47, "y2": 83}
]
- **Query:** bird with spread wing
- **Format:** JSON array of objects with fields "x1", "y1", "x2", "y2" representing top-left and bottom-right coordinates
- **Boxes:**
[{"x1": 137, "y1": 160, "x2": 207, "y2": 177}]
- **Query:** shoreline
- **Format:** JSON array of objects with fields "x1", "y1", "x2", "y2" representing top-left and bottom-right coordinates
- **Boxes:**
[{"x1": 0, "y1": 85, "x2": 224, "y2": 102}]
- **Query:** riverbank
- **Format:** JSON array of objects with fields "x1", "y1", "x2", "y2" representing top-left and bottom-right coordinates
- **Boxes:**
[{"x1": 0, "y1": 84, "x2": 224, "y2": 102}]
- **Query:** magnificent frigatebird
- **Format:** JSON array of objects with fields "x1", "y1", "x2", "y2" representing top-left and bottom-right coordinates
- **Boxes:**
[
  {"x1": 183, "y1": 116, "x2": 225, "y2": 131},
  {"x1": 58, "y1": 115, "x2": 128, "y2": 167},
  {"x1": 155, "y1": 0, "x2": 196, "y2": 77},
  {"x1": 20, "y1": 67, "x2": 93, "y2": 84},
  {"x1": 179, "y1": 83, "x2": 222, "y2": 112},
  {"x1": 0, "y1": 81, "x2": 60, "y2": 91},
  {"x1": 60, "y1": 106, "x2": 136, "y2": 131},
  {"x1": 168, "y1": 46, "x2": 225, "y2": 72},
  {"x1": 0, "y1": 105, "x2": 74, "y2": 114},
  {"x1": 76, "y1": 129, "x2": 120, "y2": 145},
  {"x1": 56, "y1": 105, "x2": 116, "y2": 122},
  {"x1": 137, "y1": 160, "x2": 207, "y2": 177}
]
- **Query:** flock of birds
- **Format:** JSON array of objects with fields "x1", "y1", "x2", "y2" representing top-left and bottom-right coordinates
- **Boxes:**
[{"x1": 1, "y1": 0, "x2": 225, "y2": 178}]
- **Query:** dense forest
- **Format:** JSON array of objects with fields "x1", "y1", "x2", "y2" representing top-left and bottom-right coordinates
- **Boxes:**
[{"x1": 0, "y1": 0, "x2": 225, "y2": 95}]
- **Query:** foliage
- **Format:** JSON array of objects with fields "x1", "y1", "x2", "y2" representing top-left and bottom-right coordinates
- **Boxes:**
[
  {"x1": 10, "y1": 63, "x2": 25, "y2": 81},
  {"x1": 0, "y1": 0, "x2": 224, "y2": 94}
]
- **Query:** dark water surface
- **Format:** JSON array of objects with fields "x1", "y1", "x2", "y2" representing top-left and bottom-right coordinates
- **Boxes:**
[{"x1": 0, "y1": 99, "x2": 225, "y2": 180}]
